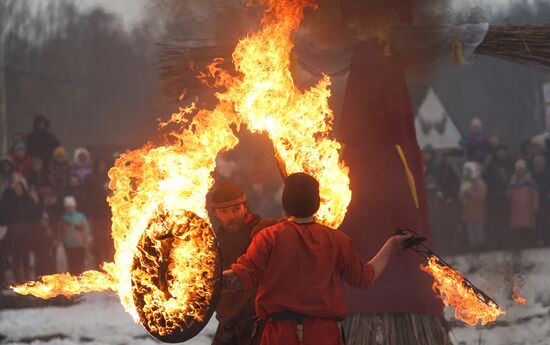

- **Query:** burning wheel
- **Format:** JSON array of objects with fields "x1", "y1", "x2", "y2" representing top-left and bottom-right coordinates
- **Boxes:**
[{"x1": 131, "y1": 210, "x2": 222, "y2": 343}]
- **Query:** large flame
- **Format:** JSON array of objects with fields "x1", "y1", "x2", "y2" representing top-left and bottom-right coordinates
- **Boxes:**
[
  {"x1": 421, "y1": 256, "x2": 505, "y2": 326},
  {"x1": 12, "y1": 0, "x2": 351, "y2": 336}
]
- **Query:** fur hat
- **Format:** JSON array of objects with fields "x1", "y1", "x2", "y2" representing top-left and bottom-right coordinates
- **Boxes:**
[{"x1": 282, "y1": 173, "x2": 320, "y2": 218}]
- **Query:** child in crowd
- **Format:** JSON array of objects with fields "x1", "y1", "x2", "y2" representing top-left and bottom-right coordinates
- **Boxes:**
[
  {"x1": 60, "y1": 196, "x2": 91, "y2": 274},
  {"x1": 460, "y1": 161, "x2": 487, "y2": 251},
  {"x1": 508, "y1": 159, "x2": 539, "y2": 250}
]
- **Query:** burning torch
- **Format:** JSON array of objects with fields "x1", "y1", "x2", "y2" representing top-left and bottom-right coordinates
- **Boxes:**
[{"x1": 395, "y1": 228, "x2": 505, "y2": 326}]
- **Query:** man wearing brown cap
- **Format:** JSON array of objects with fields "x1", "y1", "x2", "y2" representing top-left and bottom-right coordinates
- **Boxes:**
[{"x1": 211, "y1": 182, "x2": 280, "y2": 345}]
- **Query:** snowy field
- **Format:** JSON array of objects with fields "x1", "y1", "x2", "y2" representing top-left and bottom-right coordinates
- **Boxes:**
[{"x1": 0, "y1": 248, "x2": 549, "y2": 345}]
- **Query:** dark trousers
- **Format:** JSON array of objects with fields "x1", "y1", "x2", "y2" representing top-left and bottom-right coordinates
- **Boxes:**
[
  {"x1": 65, "y1": 247, "x2": 85, "y2": 274},
  {"x1": 213, "y1": 318, "x2": 264, "y2": 345},
  {"x1": 8, "y1": 224, "x2": 32, "y2": 281}
]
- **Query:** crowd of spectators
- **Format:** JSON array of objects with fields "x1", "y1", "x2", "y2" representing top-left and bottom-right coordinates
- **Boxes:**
[
  {"x1": 0, "y1": 115, "x2": 112, "y2": 287},
  {"x1": 2, "y1": 114, "x2": 548, "y2": 285},
  {"x1": 424, "y1": 117, "x2": 550, "y2": 255}
]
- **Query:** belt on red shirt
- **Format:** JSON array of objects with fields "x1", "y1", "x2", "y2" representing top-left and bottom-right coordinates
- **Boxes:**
[{"x1": 269, "y1": 311, "x2": 305, "y2": 342}]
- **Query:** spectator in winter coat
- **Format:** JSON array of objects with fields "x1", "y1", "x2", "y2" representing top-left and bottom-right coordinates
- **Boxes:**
[
  {"x1": 25, "y1": 115, "x2": 61, "y2": 169},
  {"x1": 483, "y1": 145, "x2": 513, "y2": 250},
  {"x1": 49, "y1": 146, "x2": 71, "y2": 197},
  {"x1": 435, "y1": 152, "x2": 461, "y2": 254},
  {"x1": 65, "y1": 174, "x2": 85, "y2": 210},
  {"x1": 422, "y1": 145, "x2": 441, "y2": 201},
  {"x1": 460, "y1": 161, "x2": 487, "y2": 251},
  {"x1": 531, "y1": 132, "x2": 549, "y2": 170},
  {"x1": 532, "y1": 155, "x2": 550, "y2": 246},
  {"x1": 508, "y1": 159, "x2": 539, "y2": 250},
  {"x1": 37, "y1": 183, "x2": 63, "y2": 225},
  {"x1": 72, "y1": 148, "x2": 94, "y2": 181},
  {"x1": 11, "y1": 141, "x2": 33, "y2": 177},
  {"x1": 0, "y1": 158, "x2": 16, "y2": 198},
  {"x1": 0, "y1": 179, "x2": 42, "y2": 281},
  {"x1": 461, "y1": 117, "x2": 490, "y2": 164},
  {"x1": 8, "y1": 132, "x2": 25, "y2": 156},
  {"x1": 27, "y1": 157, "x2": 50, "y2": 188},
  {"x1": 60, "y1": 196, "x2": 91, "y2": 274}
]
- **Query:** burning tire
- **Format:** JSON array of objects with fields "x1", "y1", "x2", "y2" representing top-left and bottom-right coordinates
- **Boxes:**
[{"x1": 131, "y1": 210, "x2": 221, "y2": 343}]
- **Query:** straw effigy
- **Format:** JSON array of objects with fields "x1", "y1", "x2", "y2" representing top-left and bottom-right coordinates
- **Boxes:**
[{"x1": 475, "y1": 24, "x2": 550, "y2": 68}]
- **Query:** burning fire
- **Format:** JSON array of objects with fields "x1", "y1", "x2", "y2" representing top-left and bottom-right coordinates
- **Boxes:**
[
  {"x1": 421, "y1": 256, "x2": 505, "y2": 326},
  {"x1": 512, "y1": 280, "x2": 526, "y2": 305},
  {"x1": 12, "y1": 0, "x2": 351, "y2": 338}
]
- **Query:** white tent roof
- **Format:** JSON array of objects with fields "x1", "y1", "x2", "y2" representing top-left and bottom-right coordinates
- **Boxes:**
[{"x1": 415, "y1": 88, "x2": 462, "y2": 150}]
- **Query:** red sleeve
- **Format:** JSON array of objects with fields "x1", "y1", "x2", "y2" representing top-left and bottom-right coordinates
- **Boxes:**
[
  {"x1": 338, "y1": 236, "x2": 375, "y2": 289},
  {"x1": 231, "y1": 229, "x2": 274, "y2": 289}
]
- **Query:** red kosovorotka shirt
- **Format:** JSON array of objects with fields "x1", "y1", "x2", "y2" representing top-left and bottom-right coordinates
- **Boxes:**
[{"x1": 231, "y1": 221, "x2": 375, "y2": 345}]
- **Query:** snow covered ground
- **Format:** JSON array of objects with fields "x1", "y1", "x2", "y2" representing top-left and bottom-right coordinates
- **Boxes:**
[
  {"x1": 0, "y1": 293, "x2": 217, "y2": 345},
  {"x1": 444, "y1": 248, "x2": 550, "y2": 345},
  {"x1": 0, "y1": 248, "x2": 549, "y2": 345}
]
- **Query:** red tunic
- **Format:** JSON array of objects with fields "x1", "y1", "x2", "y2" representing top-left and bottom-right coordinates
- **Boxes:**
[{"x1": 231, "y1": 220, "x2": 375, "y2": 345}]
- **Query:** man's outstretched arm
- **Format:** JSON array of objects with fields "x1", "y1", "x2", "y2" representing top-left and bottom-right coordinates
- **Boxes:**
[{"x1": 368, "y1": 234, "x2": 411, "y2": 281}]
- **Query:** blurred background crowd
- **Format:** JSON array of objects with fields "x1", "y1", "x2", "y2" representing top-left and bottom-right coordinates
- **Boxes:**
[
  {"x1": 0, "y1": 115, "x2": 112, "y2": 286},
  {"x1": 424, "y1": 117, "x2": 550, "y2": 255}
]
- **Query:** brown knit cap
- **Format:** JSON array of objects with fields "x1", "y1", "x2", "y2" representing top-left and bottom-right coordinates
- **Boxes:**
[{"x1": 211, "y1": 183, "x2": 247, "y2": 209}]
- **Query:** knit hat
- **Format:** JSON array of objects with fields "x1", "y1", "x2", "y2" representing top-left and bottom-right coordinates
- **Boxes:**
[
  {"x1": 282, "y1": 173, "x2": 320, "y2": 218},
  {"x1": 211, "y1": 183, "x2": 246, "y2": 209},
  {"x1": 53, "y1": 146, "x2": 67, "y2": 160},
  {"x1": 515, "y1": 159, "x2": 527, "y2": 171},
  {"x1": 64, "y1": 195, "x2": 77, "y2": 208}
]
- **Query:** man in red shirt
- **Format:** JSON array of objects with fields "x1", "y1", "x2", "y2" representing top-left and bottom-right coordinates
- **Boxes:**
[{"x1": 222, "y1": 173, "x2": 411, "y2": 345}]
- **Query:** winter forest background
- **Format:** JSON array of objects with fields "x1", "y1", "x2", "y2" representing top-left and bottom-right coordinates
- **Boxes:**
[{"x1": 2, "y1": 0, "x2": 550, "y2": 154}]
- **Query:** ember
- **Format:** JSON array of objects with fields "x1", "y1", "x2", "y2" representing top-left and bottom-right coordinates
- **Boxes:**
[
  {"x1": 11, "y1": 0, "x2": 352, "y2": 341},
  {"x1": 512, "y1": 279, "x2": 526, "y2": 305}
]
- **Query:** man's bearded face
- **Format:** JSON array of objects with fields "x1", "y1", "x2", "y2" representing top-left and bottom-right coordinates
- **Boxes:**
[{"x1": 214, "y1": 203, "x2": 248, "y2": 233}]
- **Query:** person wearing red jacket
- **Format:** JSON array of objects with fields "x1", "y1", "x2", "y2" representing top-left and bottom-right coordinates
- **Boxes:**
[{"x1": 222, "y1": 173, "x2": 411, "y2": 345}]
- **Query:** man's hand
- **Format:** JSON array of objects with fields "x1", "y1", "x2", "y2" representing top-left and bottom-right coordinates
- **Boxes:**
[
  {"x1": 222, "y1": 270, "x2": 243, "y2": 290},
  {"x1": 390, "y1": 234, "x2": 414, "y2": 255}
]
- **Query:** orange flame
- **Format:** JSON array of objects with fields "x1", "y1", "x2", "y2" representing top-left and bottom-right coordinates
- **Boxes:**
[
  {"x1": 512, "y1": 281, "x2": 526, "y2": 305},
  {"x1": 11, "y1": 0, "x2": 351, "y2": 336},
  {"x1": 421, "y1": 256, "x2": 505, "y2": 326}
]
